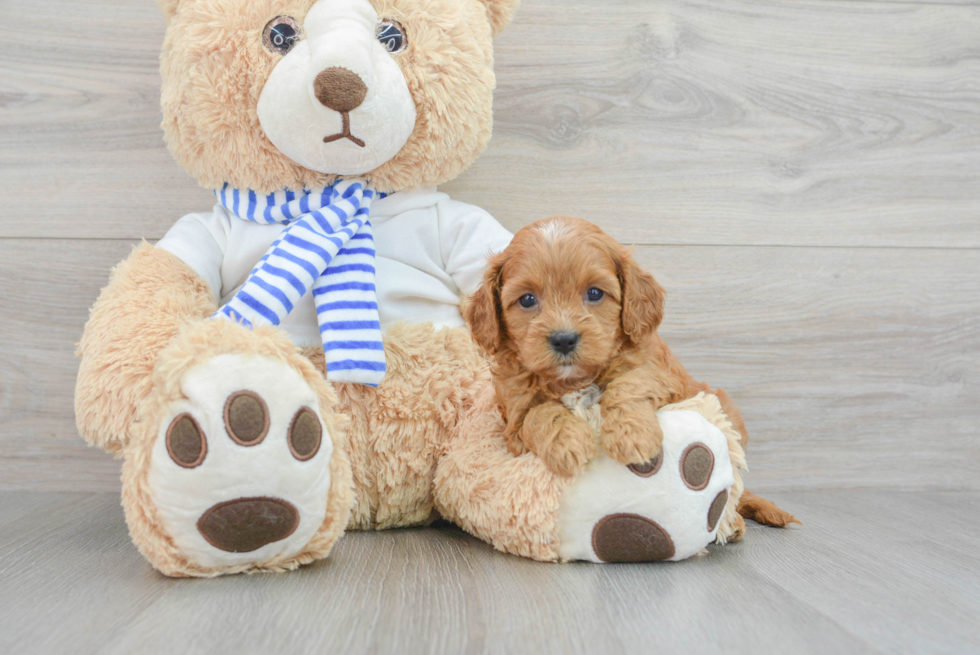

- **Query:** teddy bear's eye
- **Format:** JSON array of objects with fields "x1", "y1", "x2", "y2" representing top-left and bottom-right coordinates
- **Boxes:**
[
  {"x1": 263, "y1": 16, "x2": 302, "y2": 56},
  {"x1": 376, "y1": 20, "x2": 407, "y2": 54}
]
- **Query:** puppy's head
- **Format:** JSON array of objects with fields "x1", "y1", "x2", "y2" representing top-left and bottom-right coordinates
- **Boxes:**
[{"x1": 466, "y1": 217, "x2": 666, "y2": 384}]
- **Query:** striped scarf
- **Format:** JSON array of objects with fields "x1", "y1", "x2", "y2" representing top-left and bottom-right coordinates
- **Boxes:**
[{"x1": 213, "y1": 178, "x2": 386, "y2": 387}]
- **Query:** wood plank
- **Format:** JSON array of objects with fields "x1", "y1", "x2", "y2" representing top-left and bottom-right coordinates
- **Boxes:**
[
  {"x1": 0, "y1": 490, "x2": 976, "y2": 654},
  {"x1": 0, "y1": 491, "x2": 82, "y2": 529},
  {"x1": 0, "y1": 493, "x2": 179, "y2": 655},
  {"x1": 736, "y1": 491, "x2": 980, "y2": 652},
  {"x1": 1, "y1": 239, "x2": 976, "y2": 493},
  {"x1": 455, "y1": 0, "x2": 980, "y2": 247},
  {"x1": 1, "y1": 0, "x2": 978, "y2": 246}
]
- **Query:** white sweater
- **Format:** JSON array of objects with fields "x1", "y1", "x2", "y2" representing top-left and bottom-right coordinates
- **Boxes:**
[{"x1": 157, "y1": 187, "x2": 513, "y2": 347}]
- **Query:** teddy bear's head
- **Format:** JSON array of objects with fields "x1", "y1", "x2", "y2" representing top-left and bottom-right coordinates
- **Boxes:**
[{"x1": 157, "y1": 0, "x2": 518, "y2": 193}]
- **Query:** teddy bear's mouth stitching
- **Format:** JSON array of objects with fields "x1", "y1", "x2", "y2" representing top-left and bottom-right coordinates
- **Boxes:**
[{"x1": 323, "y1": 111, "x2": 366, "y2": 148}]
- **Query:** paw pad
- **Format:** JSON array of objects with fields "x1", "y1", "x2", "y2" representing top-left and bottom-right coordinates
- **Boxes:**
[
  {"x1": 628, "y1": 452, "x2": 662, "y2": 477},
  {"x1": 680, "y1": 442, "x2": 714, "y2": 490},
  {"x1": 591, "y1": 513, "x2": 675, "y2": 562},
  {"x1": 166, "y1": 414, "x2": 207, "y2": 468},
  {"x1": 707, "y1": 490, "x2": 728, "y2": 531},
  {"x1": 197, "y1": 497, "x2": 300, "y2": 553},
  {"x1": 224, "y1": 390, "x2": 270, "y2": 446},
  {"x1": 288, "y1": 408, "x2": 322, "y2": 461}
]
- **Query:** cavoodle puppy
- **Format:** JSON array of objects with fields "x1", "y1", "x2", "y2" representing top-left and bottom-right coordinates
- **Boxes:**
[{"x1": 465, "y1": 216, "x2": 748, "y2": 478}]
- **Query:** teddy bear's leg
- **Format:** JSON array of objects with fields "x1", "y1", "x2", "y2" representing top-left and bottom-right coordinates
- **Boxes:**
[
  {"x1": 121, "y1": 318, "x2": 352, "y2": 577},
  {"x1": 76, "y1": 244, "x2": 216, "y2": 453},
  {"x1": 436, "y1": 390, "x2": 747, "y2": 563},
  {"x1": 320, "y1": 323, "x2": 490, "y2": 531},
  {"x1": 433, "y1": 380, "x2": 571, "y2": 561}
]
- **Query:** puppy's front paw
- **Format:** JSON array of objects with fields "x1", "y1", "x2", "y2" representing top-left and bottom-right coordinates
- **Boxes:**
[
  {"x1": 522, "y1": 406, "x2": 596, "y2": 477},
  {"x1": 601, "y1": 402, "x2": 663, "y2": 466},
  {"x1": 540, "y1": 416, "x2": 596, "y2": 477}
]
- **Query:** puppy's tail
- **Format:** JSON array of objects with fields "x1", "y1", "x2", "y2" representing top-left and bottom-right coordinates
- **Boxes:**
[{"x1": 737, "y1": 490, "x2": 801, "y2": 527}]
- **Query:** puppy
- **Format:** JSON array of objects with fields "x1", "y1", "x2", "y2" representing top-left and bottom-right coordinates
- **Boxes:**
[{"x1": 465, "y1": 216, "x2": 743, "y2": 478}]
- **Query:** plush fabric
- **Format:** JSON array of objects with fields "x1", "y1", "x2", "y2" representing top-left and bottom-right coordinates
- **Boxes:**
[
  {"x1": 255, "y1": 0, "x2": 419, "y2": 176},
  {"x1": 155, "y1": 187, "x2": 514, "y2": 346},
  {"x1": 77, "y1": 0, "x2": 781, "y2": 578},
  {"x1": 121, "y1": 317, "x2": 353, "y2": 577},
  {"x1": 160, "y1": 0, "x2": 506, "y2": 194},
  {"x1": 75, "y1": 244, "x2": 216, "y2": 453},
  {"x1": 214, "y1": 179, "x2": 386, "y2": 385}
]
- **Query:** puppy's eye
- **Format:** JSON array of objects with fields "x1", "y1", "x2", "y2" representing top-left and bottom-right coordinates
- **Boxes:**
[
  {"x1": 376, "y1": 20, "x2": 407, "y2": 53},
  {"x1": 586, "y1": 288, "x2": 605, "y2": 302},
  {"x1": 518, "y1": 294, "x2": 537, "y2": 309},
  {"x1": 263, "y1": 16, "x2": 302, "y2": 55}
]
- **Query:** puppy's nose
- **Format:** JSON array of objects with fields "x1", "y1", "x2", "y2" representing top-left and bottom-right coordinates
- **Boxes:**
[
  {"x1": 549, "y1": 331, "x2": 580, "y2": 355},
  {"x1": 314, "y1": 67, "x2": 368, "y2": 113}
]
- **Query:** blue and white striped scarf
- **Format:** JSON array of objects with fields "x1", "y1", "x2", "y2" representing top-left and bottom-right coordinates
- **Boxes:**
[{"x1": 214, "y1": 178, "x2": 386, "y2": 387}]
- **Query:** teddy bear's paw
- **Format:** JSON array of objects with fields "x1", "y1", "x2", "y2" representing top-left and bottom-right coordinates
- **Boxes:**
[
  {"x1": 556, "y1": 409, "x2": 735, "y2": 563},
  {"x1": 147, "y1": 353, "x2": 333, "y2": 570}
]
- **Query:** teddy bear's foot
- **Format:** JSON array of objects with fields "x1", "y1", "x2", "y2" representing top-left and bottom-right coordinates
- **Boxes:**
[
  {"x1": 437, "y1": 387, "x2": 745, "y2": 564},
  {"x1": 122, "y1": 320, "x2": 351, "y2": 576},
  {"x1": 556, "y1": 401, "x2": 737, "y2": 563},
  {"x1": 148, "y1": 353, "x2": 333, "y2": 567}
]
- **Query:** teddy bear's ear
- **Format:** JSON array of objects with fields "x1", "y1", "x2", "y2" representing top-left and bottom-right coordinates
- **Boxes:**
[
  {"x1": 156, "y1": 0, "x2": 182, "y2": 23},
  {"x1": 476, "y1": 0, "x2": 521, "y2": 36}
]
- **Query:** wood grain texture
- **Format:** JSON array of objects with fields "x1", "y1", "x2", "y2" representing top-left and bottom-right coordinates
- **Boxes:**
[
  {"x1": 0, "y1": 490, "x2": 977, "y2": 655},
  {"x1": 0, "y1": 0, "x2": 978, "y2": 246},
  {"x1": 1, "y1": 239, "x2": 977, "y2": 493}
]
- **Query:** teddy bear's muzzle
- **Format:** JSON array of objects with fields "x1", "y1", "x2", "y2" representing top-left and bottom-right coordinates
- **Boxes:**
[{"x1": 196, "y1": 497, "x2": 301, "y2": 553}]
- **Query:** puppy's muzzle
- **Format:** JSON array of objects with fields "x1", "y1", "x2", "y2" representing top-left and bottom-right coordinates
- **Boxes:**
[{"x1": 549, "y1": 331, "x2": 580, "y2": 356}]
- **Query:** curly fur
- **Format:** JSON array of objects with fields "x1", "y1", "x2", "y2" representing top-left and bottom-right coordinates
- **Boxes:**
[{"x1": 465, "y1": 217, "x2": 796, "y2": 527}]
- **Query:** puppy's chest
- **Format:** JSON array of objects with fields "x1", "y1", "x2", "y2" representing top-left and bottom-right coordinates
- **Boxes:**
[{"x1": 560, "y1": 385, "x2": 604, "y2": 439}]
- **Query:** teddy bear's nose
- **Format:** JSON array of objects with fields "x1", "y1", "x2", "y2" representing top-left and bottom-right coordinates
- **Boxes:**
[{"x1": 313, "y1": 67, "x2": 368, "y2": 113}]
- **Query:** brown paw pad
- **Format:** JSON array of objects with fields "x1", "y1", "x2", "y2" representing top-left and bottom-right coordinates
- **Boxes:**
[
  {"x1": 628, "y1": 452, "x2": 662, "y2": 477},
  {"x1": 707, "y1": 490, "x2": 728, "y2": 531},
  {"x1": 288, "y1": 408, "x2": 322, "y2": 461},
  {"x1": 591, "y1": 513, "x2": 676, "y2": 562},
  {"x1": 223, "y1": 390, "x2": 270, "y2": 446},
  {"x1": 680, "y1": 442, "x2": 714, "y2": 490},
  {"x1": 166, "y1": 414, "x2": 207, "y2": 468},
  {"x1": 197, "y1": 497, "x2": 300, "y2": 553}
]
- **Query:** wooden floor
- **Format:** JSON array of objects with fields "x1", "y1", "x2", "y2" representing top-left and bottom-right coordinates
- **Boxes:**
[
  {"x1": 1, "y1": 490, "x2": 978, "y2": 655},
  {"x1": 1, "y1": 0, "x2": 978, "y2": 653}
]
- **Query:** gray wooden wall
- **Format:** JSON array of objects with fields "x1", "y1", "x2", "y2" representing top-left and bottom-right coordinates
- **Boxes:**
[{"x1": 1, "y1": 0, "x2": 977, "y2": 493}]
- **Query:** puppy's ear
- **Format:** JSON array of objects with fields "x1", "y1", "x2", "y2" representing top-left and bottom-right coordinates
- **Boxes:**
[
  {"x1": 465, "y1": 252, "x2": 508, "y2": 354},
  {"x1": 618, "y1": 248, "x2": 666, "y2": 345}
]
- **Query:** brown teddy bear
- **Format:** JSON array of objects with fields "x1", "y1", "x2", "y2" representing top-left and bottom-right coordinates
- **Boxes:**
[{"x1": 75, "y1": 0, "x2": 785, "y2": 577}]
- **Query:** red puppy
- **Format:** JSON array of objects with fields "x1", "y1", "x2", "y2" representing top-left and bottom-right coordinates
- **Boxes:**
[{"x1": 465, "y1": 217, "x2": 797, "y2": 526}]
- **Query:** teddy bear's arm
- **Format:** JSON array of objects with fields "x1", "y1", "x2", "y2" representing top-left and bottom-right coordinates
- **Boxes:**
[
  {"x1": 436, "y1": 200, "x2": 513, "y2": 296},
  {"x1": 155, "y1": 211, "x2": 229, "y2": 301},
  {"x1": 75, "y1": 244, "x2": 217, "y2": 453}
]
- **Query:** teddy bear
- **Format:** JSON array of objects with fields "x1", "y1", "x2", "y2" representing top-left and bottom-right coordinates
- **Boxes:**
[{"x1": 75, "y1": 0, "x2": 782, "y2": 577}]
